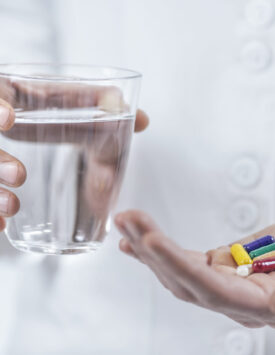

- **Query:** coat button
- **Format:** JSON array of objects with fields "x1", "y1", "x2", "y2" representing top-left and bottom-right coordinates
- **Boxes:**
[
  {"x1": 241, "y1": 41, "x2": 272, "y2": 71},
  {"x1": 228, "y1": 200, "x2": 259, "y2": 231},
  {"x1": 230, "y1": 157, "x2": 261, "y2": 188},
  {"x1": 224, "y1": 329, "x2": 254, "y2": 355},
  {"x1": 245, "y1": 0, "x2": 274, "y2": 27}
]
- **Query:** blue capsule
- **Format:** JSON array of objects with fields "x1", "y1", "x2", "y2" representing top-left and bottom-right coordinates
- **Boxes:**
[{"x1": 243, "y1": 235, "x2": 274, "y2": 254}]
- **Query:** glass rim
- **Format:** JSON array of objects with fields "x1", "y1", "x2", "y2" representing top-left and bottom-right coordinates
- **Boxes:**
[{"x1": 0, "y1": 63, "x2": 142, "y2": 82}]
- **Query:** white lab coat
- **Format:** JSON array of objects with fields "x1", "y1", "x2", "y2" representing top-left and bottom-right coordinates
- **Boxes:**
[{"x1": 0, "y1": 0, "x2": 273, "y2": 354}]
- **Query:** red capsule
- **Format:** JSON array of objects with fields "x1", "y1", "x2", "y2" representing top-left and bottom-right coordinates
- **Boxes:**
[{"x1": 252, "y1": 257, "x2": 275, "y2": 273}]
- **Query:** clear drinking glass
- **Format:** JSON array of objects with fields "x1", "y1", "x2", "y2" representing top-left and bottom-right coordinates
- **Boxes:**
[{"x1": 0, "y1": 64, "x2": 141, "y2": 255}]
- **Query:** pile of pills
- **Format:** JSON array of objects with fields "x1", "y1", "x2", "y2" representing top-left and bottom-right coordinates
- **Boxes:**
[{"x1": 231, "y1": 235, "x2": 275, "y2": 277}]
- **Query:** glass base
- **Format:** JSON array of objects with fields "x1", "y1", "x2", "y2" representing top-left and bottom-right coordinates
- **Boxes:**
[{"x1": 9, "y1": 240, "x2": 102, "y2": 255}]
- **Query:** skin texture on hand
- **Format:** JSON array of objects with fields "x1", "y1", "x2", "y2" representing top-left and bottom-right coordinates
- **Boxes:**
[
  {"x1": 0, "y1": 98, "x2": 26, "y2": 227},
  {"x1": 115, "y1": 210, "x2": 275, "y2": 328},
  {"x1": 0, "y1": 78, "x2": 149, "y2": 231}
]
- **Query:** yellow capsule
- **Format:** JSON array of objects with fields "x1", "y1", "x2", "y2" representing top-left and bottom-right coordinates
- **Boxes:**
[
  {"x1": 253, "y1": 250, "x2": 275, "y2": 261},
  {"x1": 231, "y1": 244, "x2": 252, "y2": 266}
]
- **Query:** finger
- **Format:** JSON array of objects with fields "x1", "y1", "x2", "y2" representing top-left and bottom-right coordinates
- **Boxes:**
[
  {"x1": 119, "y1": 238, "x2": 139, "y2": 259},
  {"x1": 4, "y1": 120, "x2": 125, "y2": 144},
  {"x1": 212, "y1": 264, "x2": 236, "y2": 275},
  {"x1": 116, "y1": 211, "x2": 269, "y2": 312},
  {"x1": 207, "y1": 246, "x2": 236, "y2": 268},
  {"x1": 0, "y1": 99, "x2": 15, "y2": 131},
  {"x1": 115, "y1": 210, "x2": 183, "y2": 289},
  {"x1": 232, "y1": 224, "x2": 275, "y2": 246},
  {"x1": 12, "y1": 82, "x2": 123, "y2": 113},
  {"x1": 115, "y1": 210, "x2": 204, "y2": 301},
  {"x1": 149, "y1": 242, "x2": 272, "y2": 320},
  {"x1": 115, "y1": 210, "x2": 168, "y2": 264},
  {"x1": 115, "y1": 209, "x2": 206, "y2": 272},
  {"x1": 0, "y1": 149, "x2": 26, "y2": 187},
  {"x1": 118, "y1": 237, "x2": 181, "y2": 292},
  {"x1": 97, "y1": 86, "x2": 123, "y2": 112},
  {"x1": 0, "y1": 217, "x2": 6, "y2": 231},
  {"x1": 115, "y1": 209, "x2": 161, "y2": 238},
  {"x1": 116, "y1": 211, "x2": 275, "y2": 322},
  {"x1": 119, "y1": 238, "x2": 134, "y2": 254},
  {"x1": 0, "y1": 188, "x2": 20, "y2": 217},
  {"x1": 12, "y1": 81, "x2": 98, "y2": 110},
  {"x1": 11, "y1": 80, "x2": 142, "y2": 134},
  {"x1": 134, "y1": 109, "x2": 149, "y2": 132},
  {"x1": 115, "y1": 210, "x2": 205, "y2": 268}
]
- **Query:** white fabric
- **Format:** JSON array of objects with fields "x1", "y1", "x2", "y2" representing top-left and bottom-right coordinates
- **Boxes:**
[{"x1": 0, "y1": 0, "x2": 273, "y2": 354}]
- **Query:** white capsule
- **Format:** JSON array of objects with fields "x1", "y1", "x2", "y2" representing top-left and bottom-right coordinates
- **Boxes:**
[{"x1": 236, "y1": 264, "x2": 253, "y2": 277}]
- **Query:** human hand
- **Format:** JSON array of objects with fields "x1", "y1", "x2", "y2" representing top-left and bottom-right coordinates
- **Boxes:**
[
  {"x1": 0, "y1": 99, "x2": 26, "y2": 230},
  {"x1": 115, "y1": 210, "x2": 275, "y2": 328},
  {"x1": 0, "y1": 78, "x2": 148, "y2": 232}
]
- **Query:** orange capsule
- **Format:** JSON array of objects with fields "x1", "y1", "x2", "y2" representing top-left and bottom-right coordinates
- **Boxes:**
[{"x1": 253, "y1": 250, "x2": 275, "y2": 261}]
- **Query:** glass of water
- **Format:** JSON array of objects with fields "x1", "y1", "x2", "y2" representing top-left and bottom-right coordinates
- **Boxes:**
[{"x1": 0, "y1": 64, "x2": 141, "y2": 255}]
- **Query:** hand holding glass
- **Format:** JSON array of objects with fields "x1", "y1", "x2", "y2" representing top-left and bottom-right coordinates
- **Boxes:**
[{"x1": 0, "y1": 64, "x2": 141, "y2": 254}]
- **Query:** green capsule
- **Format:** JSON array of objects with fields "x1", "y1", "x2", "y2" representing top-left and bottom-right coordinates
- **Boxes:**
[{"x1": 249, "y1": 243, "x2": 275, "y2": 259}]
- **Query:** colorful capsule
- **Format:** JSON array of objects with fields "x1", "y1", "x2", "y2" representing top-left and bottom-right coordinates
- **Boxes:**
[
  {"x1": 249, "y1": 243, "x2": 275, "y2": 259},
  {"x1": 243, "y1": 235, "x2": 274, "y2": 254},
  {"x1": 231, "y1": 244, "x2": 252, "y2": 266},
  {"x1": 253, "y1": 250, "x2": 275, "y2": 262},
  {"x1": 236, "y1": 264, "x2": 253, "y2": 277},
  {"x1": 253, "y1": 257, "x2": 275, "y2": 273}
]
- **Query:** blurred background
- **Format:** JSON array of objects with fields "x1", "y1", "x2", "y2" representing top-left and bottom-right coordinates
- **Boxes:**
[{"x1": 0, "y1": 0, "x2": 274, "y2": 354}]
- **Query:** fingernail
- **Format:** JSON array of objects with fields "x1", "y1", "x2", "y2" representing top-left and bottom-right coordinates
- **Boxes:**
[
  {"x1": 0, "y1": 106, "x2": 10, "y2": 129},
  {"x1": 0, "y1": 163, "x2": 18, "y2": 185},
  {"x1": 0, "y1": 193, "x2": 9, "y2": 213}
]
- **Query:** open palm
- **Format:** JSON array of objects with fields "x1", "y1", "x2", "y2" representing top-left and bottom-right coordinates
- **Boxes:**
[{"x1": 115, "y1": 211, "x2": 275, "y2": 328}]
